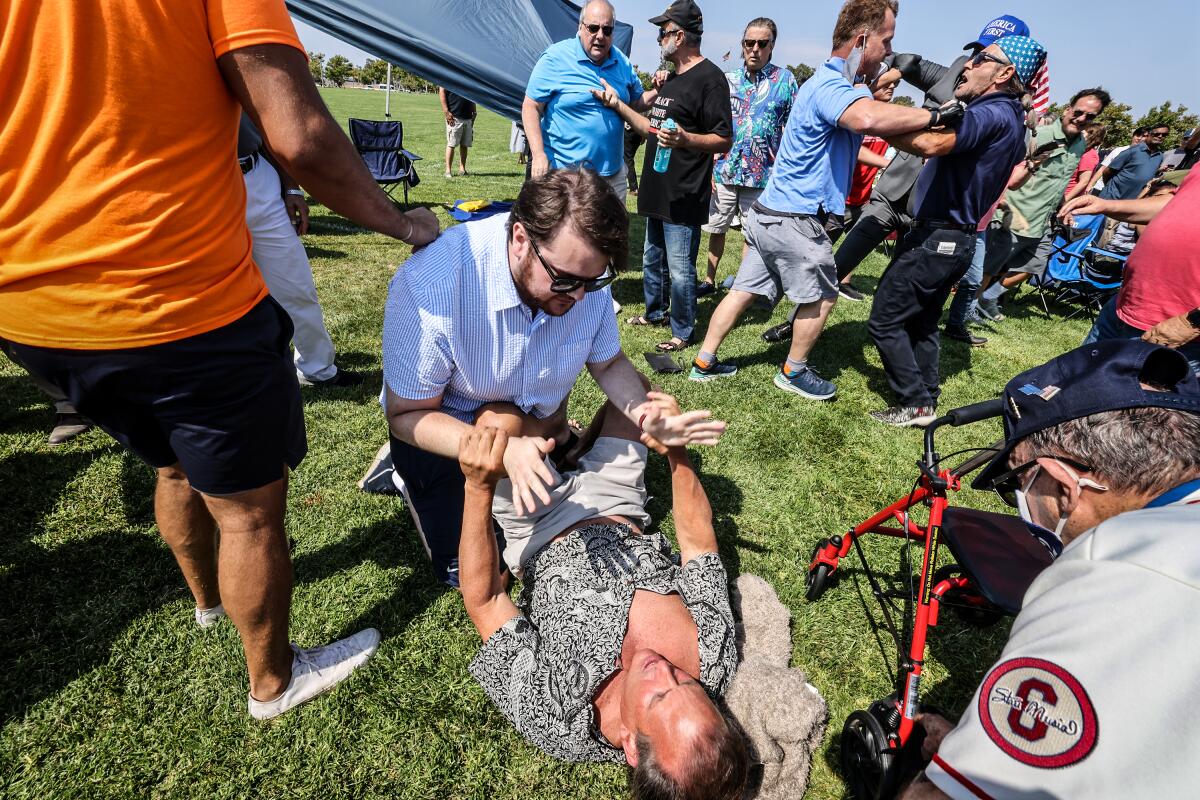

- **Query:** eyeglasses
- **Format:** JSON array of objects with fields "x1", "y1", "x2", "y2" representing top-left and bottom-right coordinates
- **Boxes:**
[
  {"x1": 968, "y1": 52, "x2": 1008, "y2": 69},
  {"x1": 657, "y1": 27, "x2": 682, "y2": 41},
  {"x1": 742, "y1": 38, "x2": 772, "y2": 50},
  {"x1": 582, "y1": 23, "x2": 614, "y2": 37},
  {"x1": 986, "y1": 456, "x2": 1093, "y2": 507},
  {"x1": 528, "y1": 236, "x2": 615, "y2": 294},
  {"x1": 1147, "y1": 130, "x2": 1169, "y2": 138},
  {"x1": 1068, "y1": 109, "x2": 1100, "y2": 122}
]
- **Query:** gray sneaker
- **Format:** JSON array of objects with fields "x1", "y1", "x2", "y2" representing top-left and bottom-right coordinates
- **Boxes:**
[
  {"x1": 869, "y1": 405, "x2": 938, "y2": 427},
  {"x1": 248, "y1": 628, "x2": 381, "y2": 720}
]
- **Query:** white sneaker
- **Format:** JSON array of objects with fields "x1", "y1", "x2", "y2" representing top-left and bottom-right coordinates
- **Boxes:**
[
  {"x1": 195, "y1": 604, "x2": 226, "y2": 628},
  {"x1": 248, "y1": 628, "x2": 381, "y2": 720}
]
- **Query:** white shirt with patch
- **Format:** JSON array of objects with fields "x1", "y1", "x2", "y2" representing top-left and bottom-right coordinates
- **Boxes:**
[{"x1": 927, "y1": 487, "x2": 1200, "y2": 799}]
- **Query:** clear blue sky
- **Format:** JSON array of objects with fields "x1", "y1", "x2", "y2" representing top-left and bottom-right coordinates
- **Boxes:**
[{"x1": 294, "y1": 0, "x2": 1198, "y2": 117}]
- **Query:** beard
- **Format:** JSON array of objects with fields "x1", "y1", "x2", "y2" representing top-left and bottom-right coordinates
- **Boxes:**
[{"x1": 660, "y1": 40, "x2": 678, "y2": 59}]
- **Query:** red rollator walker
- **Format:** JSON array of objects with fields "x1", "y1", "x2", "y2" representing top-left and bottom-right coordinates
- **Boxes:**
[{"x1": 804, "y1": 399, "x2": 1054, "y2": 799}]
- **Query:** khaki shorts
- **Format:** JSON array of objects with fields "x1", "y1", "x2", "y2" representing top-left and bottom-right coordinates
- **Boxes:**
[
  {"x1": 447, "y1": 118, "x2": 474, "y2": 147},
  {"x1": 702, "y1": 183, "x2": 762, "y2": 234},
  {"x1": 491, "y1": 437, "x2": 651, "y2": 576}
]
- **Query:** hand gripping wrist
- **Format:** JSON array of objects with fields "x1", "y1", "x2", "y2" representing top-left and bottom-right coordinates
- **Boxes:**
[{"x1": 400, "y1": 214, "x2": 414, "y2": 243}]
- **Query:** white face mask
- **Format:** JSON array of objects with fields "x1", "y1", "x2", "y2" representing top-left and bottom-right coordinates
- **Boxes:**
[
  {"x1": 1015, "y1": 460, "x2": 1109, "y2": 557},
  {"x1": 843, "y1": 36, "x2": 866, "y2": 82}
]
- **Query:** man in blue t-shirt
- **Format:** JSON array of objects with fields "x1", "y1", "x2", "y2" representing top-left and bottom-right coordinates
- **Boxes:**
[
  {"x1": 1096, "y1": 125, "x2": 1168, "y2": 200},
  {"x1": 522, "y1": 0, "x2": 657, "y2": 200},
  {"x1": 865, "y1": 36, "x2": 1037, "y2": 427},
  {"x1": 686, "y1": 0, "x2": 938, "y2": 401}
]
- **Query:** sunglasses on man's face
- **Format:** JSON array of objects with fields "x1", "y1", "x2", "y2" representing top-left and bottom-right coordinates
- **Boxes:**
[
  {"x1": 1147, "y1": 130, "x2": 1169, "y2": 138},
  {"x1": 743, "y1": 38, "x2": 771, "y2": 50},
  {"x1": 1068, "y1": 109, "x2": 1100, "y2": 122},
  {"x1": 968, "y1": 51, "x2": 1008, "y2": 69},
  {"x1": 528, "y1": 236, "x2": 615, "y2": 294},
  {"x1": 582, "y1": 23, "x2": 614, "y2": 37},
  {"x1": 987, "y1": 456, "x2": 1093, "y2": 507},
  {"x1": 657, "y1": 27, "x2": 682, "y2": 41}
]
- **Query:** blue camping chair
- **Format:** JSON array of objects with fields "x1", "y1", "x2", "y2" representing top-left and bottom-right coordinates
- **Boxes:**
[
  {"x1": 1031, "y1": 214, "x2": 1127, "y2": 321},
  {"x1": 349, "y1": 118, "x2": 421, "y2": 207}
]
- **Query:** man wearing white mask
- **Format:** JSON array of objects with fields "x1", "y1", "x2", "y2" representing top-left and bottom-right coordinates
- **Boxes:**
[{"x1": 902, "y1": 338, "x2": 1200, "y2": 799}]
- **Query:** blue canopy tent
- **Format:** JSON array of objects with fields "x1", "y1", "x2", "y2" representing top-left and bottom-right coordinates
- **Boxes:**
[{"x1": 284, "y1": 0, "x2": 635, "y2": 120}]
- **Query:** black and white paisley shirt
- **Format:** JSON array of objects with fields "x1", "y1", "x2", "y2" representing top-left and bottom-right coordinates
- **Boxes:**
[{"x1": 468, "y1": 523, "x2": 737, "y2": 763}]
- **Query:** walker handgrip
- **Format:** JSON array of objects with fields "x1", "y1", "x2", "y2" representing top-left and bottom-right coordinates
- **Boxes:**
[{"x1": 944, "y1": 399, "x2": 1004, "y2": 427}]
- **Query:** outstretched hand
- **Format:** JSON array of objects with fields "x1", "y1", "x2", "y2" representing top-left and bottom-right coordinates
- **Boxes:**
[
  {"x1": 591, "y1": 78, "x2": 621, "y2": 111},
  {"x1": 502, "y1": 434, "x2": 558, "y2": 515},
  {"x1": 1058, "y1": 195, "x2": 1109, "y2": 227},
  {"x1": 636, "y1": 391, "x2": 725, "y2": 452}
]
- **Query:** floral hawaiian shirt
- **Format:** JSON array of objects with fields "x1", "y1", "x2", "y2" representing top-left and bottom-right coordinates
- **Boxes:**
[{"x1": 712, "y1": 62, "x2": 798, "y2": 189}]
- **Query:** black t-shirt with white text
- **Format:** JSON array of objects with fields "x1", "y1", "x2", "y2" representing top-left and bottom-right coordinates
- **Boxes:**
[{"x1": 638, "y1": 59, "x2": 732, "y2": 226}]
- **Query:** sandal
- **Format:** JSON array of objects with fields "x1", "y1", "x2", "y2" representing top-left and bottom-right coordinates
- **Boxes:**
[
  {"x1": 627, "y1": 314, "x2": 666, "y2": 327},
  {"x1": 655, "y1": 337, "x2": 690, "y2": 353}
]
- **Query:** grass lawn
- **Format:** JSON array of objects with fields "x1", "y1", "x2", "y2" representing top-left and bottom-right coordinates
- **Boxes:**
[{"x1": 0, "y1": 88, "x2": 1091, "y2": 799}]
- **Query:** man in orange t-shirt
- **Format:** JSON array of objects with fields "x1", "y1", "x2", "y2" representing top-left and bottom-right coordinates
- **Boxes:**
[{"x1": 0, "y1": 0, "x2": 438, "y2": 719}]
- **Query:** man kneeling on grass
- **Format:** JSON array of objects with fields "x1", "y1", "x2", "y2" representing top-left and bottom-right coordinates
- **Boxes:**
[{"x1": 457, "y1": 394, "x2": 749, "y2": 799}]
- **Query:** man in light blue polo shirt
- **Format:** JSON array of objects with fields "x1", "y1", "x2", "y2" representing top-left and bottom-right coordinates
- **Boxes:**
[
  {"x1": 376, "y1": 170, "x2": 726, "y2": 587},
  {"x1": 522, "y1": 0, "x2": 656, "y2": 200},
  {"x1": 690, "y1": 0, "x2": 939, "y2": 402}
]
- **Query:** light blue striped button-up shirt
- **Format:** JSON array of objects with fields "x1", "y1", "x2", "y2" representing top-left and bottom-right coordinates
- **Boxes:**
[{"x1": 383, "y1": 214, "x2": 621, "y2": 422}]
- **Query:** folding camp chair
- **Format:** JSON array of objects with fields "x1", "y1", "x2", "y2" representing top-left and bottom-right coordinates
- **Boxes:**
[
  {"x1": 1031, "y1": 214, "x2": 1127, "y2": 322},
  {"x1": 348, "y1": 118, "x2": 422, "y2": 207}
]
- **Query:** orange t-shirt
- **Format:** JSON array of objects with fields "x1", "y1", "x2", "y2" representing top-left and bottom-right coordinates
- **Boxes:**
[{"x1": 0, "y1": 0, "x2": 304, "y2": 349}]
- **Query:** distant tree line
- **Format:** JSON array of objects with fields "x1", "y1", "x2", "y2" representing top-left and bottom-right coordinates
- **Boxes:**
[{"x1": 306, "y1": 51, "x2": 436, "y2": 93}]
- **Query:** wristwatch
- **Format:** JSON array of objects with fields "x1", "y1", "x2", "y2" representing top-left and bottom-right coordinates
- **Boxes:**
[
  {"x1": 284, "y1": 189, "x2": 305, "y2": 198},
  {"x1": 1186, "y1": 307, "x2": 1200, "y2": 330}
]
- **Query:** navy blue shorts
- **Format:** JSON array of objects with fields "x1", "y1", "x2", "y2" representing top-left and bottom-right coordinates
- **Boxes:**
[{"x1": 5, "y1": 297, "x2": 306, "y2": 495}]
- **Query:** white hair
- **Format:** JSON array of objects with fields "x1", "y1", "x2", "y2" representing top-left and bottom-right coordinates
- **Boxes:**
[{"x1": 579, "y1": 0, "x2": 615, "y2": 24}]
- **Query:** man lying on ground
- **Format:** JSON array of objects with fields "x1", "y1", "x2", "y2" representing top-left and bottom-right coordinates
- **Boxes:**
[
  {"x1": 457, "y1": 393, "x2": 749, "y2": 799},
  {"x1": 902, "y1": 339, "x2": 1200, "y2": 798}
]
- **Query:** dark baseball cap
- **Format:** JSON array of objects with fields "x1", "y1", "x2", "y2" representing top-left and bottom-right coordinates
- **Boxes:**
[
  {"x1": 649, "y1": 0, "x2": 704, "y2": 35},
  {"x1": 965, "y1": 14, "x2": 1029, "y2": 50},
  {"x1": 973, "y1": 340, "x2": 1200, "y2": 489}
]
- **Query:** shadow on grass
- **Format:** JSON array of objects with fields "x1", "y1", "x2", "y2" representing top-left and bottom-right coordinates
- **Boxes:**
[
  {"x1": 304, "y1": 245, "x2": 349, "y2": 260},
  {"x1": 0, "y1": 373, "x2": 55, "y2": 437},
  {"x1": 299, "y1": 351, "x2": 383, "y2": 405},
  {"x1": 292, "y1": 518, "x2": 448, "y2": 642}
]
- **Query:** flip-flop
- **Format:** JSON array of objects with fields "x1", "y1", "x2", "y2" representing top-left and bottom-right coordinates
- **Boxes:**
[
  {"x1": 627, "y1": 314, "x2": 666, "y2": 327},
  {"x1": 655, "y1": 338, "x2": 689, "y2": 353}
]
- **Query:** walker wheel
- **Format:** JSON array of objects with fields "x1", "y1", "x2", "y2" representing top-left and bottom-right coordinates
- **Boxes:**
[
  {"x1": 933, "y1": 564, "x2": 1005, "y2": 628},
  {"x1": 805, "y1": 540, "x2": 833, "y2": 601},
  {"x1": 841, "y1": 709, "x2": 898, "y2": 800}
]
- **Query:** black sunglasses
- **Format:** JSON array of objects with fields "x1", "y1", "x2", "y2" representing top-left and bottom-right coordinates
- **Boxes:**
[
  {"x1": 987, "y1": 456, "x2": 1093, "y2": 507},
  {"x1": 657, "y1": 27, "x2": 682, "y2": 41},
  {"x1": 969, "y1": 52, "x2": 1008, "y2": 69},
  {"x1": 743, "y1": 38, "x2": 772, "y2": 50},
  {"x1": 528, "y1": 236, "x2": 615, "y2": 294},
  {"x1": 1068, "y1": 109, "x2": 1100, "y2": 122},
  {"x1": 582, "y1": 23, "x2": 614, "y2": 37}
]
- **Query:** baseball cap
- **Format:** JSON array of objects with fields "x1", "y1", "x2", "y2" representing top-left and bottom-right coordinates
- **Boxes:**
[
  {"x1": 973, "y1": 340, "x2": 1200, "y2": 489},
  {"x1": 993, "y1": 35, "x2": 1047, "y2": 88},
  {"x1": 965, "y1": 14, "x2": 1029, "y2": 50},
  {"x1": 648, "y1": 0, "x2": 704, "y2": 35}
]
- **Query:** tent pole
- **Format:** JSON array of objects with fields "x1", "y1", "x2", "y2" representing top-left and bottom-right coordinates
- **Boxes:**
[{"x1": 385, "y1": 63, "x2": 392, "y2": 118}]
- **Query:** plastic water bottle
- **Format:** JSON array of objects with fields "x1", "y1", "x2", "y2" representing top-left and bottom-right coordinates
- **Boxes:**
[{"x1": 653, "y1": 119, "x2": 677, "y2": 173}]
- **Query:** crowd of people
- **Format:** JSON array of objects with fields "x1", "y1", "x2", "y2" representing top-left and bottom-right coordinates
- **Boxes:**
[{"x1": 2, "y1": 0, "x2": 1199, "y2": 799}]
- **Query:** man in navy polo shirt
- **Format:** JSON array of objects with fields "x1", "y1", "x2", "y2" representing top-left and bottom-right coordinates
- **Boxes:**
[
  {"x1": 865, "y1": 36, "x2": 1038, "y2": 427},
  {"x1": 1095, "y1": 123, "x2": 1168, "y2": 200},
  {"x1": 523, "y1": 0, "x2": 657, "y2": 200}
]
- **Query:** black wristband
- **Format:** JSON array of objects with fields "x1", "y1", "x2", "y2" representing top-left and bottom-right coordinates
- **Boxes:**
[{"x1": 925, "y1": 107, "x2": 940, "y2": 129}]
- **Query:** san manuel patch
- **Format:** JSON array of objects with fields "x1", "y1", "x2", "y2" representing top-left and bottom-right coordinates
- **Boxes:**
[{"x1": 977, "y1": 657, "x2": 1098, "y2": 768}]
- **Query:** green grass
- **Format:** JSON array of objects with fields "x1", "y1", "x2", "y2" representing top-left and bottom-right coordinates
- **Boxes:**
[{"x1": 0, "y1": 88, "x2": 1091, "y2": 799}]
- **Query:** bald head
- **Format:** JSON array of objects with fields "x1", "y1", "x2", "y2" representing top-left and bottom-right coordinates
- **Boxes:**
[{"x1": 578, "y1": 0, "x2": 616, "y2": 63}]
